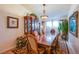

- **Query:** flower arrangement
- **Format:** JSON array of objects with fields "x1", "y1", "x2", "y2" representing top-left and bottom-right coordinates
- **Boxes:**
[{"x1": 16, "y1": 36, "x2": 27, "y2": 48}]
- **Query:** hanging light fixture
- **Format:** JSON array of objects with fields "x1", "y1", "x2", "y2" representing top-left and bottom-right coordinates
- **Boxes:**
[{"x1": 41, "y1": 4, "x2": 48, "y2": 21}]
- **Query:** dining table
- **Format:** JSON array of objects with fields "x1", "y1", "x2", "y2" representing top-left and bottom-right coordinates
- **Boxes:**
[
  {"x1": 38, "y1": 32, "x2": 59, "y2": 46},
  {"x1": 37, "y1": 32, "x2": 59, "y2": 54}
]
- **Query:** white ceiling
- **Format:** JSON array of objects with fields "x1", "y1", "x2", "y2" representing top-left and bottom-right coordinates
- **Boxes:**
[
  {"x1": 22, "y1": 4, "x2": 71, "y2": 20},
  {"x1": 0, "y1": 4, "x2": 76, "y2": 20}
]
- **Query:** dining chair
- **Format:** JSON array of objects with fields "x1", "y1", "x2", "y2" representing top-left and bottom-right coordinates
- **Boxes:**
[
  {"x1": 51, "y1": 34, "x2": 61, "y2": 54},
  {"x1": 27, "y1": 33, "x2": 47, "y2": 54},
  {"x1": 33, "y1": 31, "x2": 40, "y2": 42}
]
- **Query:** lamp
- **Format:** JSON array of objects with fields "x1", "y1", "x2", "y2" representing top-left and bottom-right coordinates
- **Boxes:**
[{"x1": 41, "y1": 4, "x2": 48, "y2": 21}]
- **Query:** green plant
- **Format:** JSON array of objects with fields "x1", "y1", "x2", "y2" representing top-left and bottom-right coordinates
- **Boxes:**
[
  {"x1": 30, "y1": 13, "x2": 38, "y2": 20},
  {"x1": 58, "y1": 20, "x2": 68, "y2": 40},
  {"x1": 58, "y1": 23, "x2": 62, "y2": 33},
  {"x1": 62, "y1": 20, "x2": 68, "y2": 35},
  {"x1": 58, "y1": 20, "x2": 68, "y2": 34}
]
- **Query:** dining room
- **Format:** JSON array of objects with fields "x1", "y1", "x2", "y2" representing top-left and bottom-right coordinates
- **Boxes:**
[{"x1": 0, "y1": 4, "x2": 79, "y2": 54}]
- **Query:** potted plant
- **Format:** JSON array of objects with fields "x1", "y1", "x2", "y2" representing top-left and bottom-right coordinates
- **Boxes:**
[
  {"x1": 30, "y1": 13, "x2": 38, "y2": 20},
  {"x1": 58, "y1": 20, "x2": 68, "y2": 41}
]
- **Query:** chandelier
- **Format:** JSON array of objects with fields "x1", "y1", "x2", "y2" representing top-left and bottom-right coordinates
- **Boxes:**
[{"x1": 41, "y1": 4, "x2": 48, "y2": 21}]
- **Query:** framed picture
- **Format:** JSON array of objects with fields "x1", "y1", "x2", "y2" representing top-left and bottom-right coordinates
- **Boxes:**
[
  {"x1": 69, "y1": 11, "x2": 78, "y2": 37},
  {"x1": 7, "y1": 16, "x2": 19, "y2": 28}
]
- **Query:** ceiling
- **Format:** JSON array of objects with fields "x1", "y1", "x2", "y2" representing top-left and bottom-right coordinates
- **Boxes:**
[
  {"x1": 22, "y1": 4, "x2": 71, "y2": 20},
  {"x1": 0, "y1": 4, "x2": 76, "y2": 20}
]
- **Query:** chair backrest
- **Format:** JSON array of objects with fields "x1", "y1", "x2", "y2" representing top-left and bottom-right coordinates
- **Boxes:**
[
  {"x1": 51, "y1": 34, "x2": 60, "y2": 47},
  {"x1": 27, "y1": 34, "x2": 38, "y2": 53},
  {"x1": 33, "y1": 31, "x2": 39, "y2": 42}
]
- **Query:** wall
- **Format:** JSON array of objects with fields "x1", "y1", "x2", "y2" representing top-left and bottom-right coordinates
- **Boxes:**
[
  {"x1": 0, "y1": 5, "x2": 26, "y2": 53},
  {"x1": 67, "y1": 4, "x2": 79, "y2": 54},
  {"x1": 67, "y1": 33, "x2": 79, "y2": 54}
]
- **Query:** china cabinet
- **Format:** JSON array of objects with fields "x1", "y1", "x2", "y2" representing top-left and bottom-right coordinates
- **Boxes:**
[{"x1": 24, "y1": 16, "x2": 35, "y2": 34}]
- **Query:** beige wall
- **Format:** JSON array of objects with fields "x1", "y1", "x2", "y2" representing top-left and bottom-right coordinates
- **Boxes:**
[
  {"x1": 67, "y1": 5, "x2": 79, "y2": 54},
  {"x1": 68, "y1": 33, "x2": 79, "y2": 53},
  {"x1": 0, "y1": 9, "x2": 24, "y2": 53}
]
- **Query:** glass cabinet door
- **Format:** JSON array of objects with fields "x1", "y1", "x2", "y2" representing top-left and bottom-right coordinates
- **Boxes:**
[
  {"x1": 28, "y1": 18, "x2": 31, "y2": 32},
  {"x1": 24, "y1": 16, "x2": 28, "y2": 34},
  {"x1": 24, "y1": 16, "x2": 35, "y2": 34},
  {"x1": 32, "y1": 19, "x2": 35, "y2": 32}
]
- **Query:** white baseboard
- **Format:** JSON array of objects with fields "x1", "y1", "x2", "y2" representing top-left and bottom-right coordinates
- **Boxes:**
[{"x1": 0, "y1": 46, "x2": 15, "y2": 53}]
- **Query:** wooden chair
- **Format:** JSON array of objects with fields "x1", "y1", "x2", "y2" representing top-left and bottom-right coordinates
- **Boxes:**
[
  {"x1": 27, "y1": 33, "x2": 48, "y2": 54},
  {"x1": 51, "y1": 34, "x2": 60, "y2": 54},
  {"x1": 33, "y1": 31, "x2": 40, "y2": 42}
]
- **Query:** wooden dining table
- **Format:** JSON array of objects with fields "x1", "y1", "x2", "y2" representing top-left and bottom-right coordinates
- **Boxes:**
[
  {"x1": 38, "y1": 32, "x2": 59, "y2": 46},
  {"x1": 37, "y1": 32, "x2": 59, "y2": 54}
]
